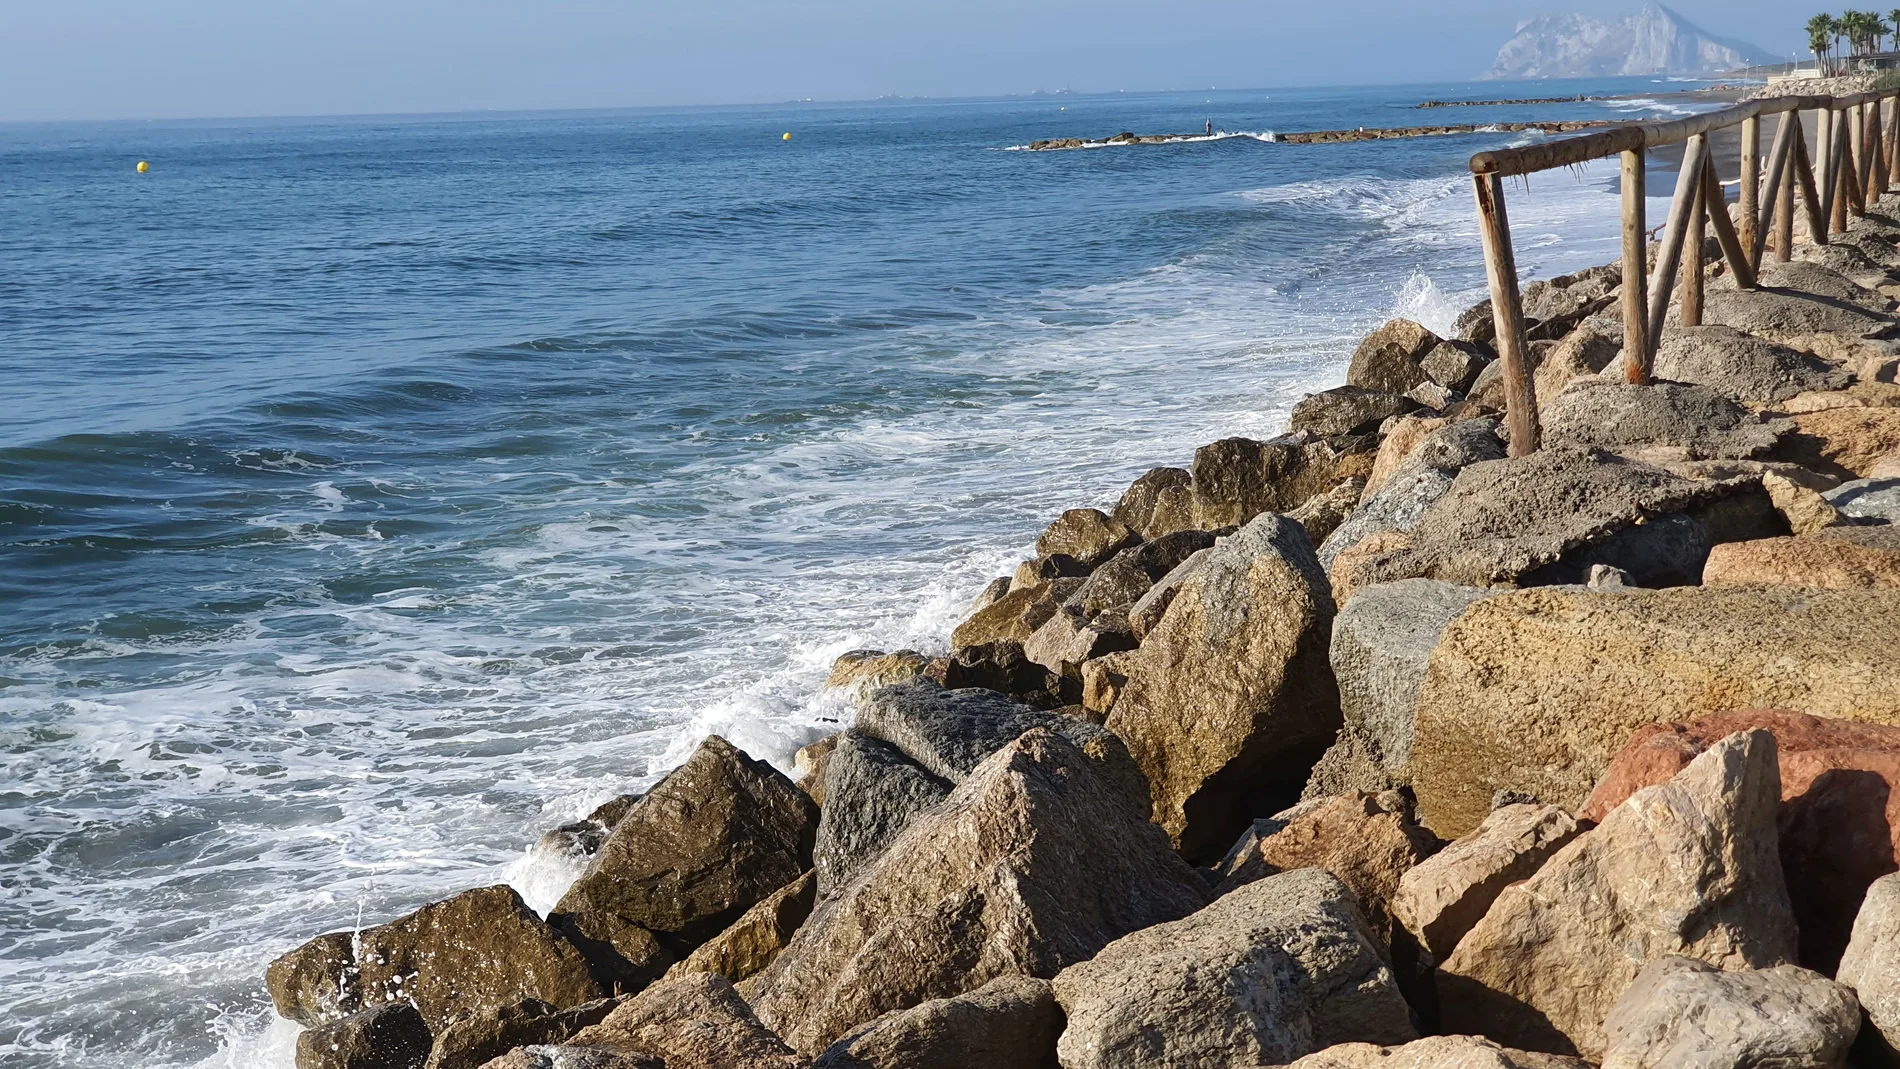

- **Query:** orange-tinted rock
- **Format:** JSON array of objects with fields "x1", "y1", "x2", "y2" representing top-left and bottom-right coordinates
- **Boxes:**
[{"x1": 1582, "y1": 709, "x2": 1900, "y2": 972}]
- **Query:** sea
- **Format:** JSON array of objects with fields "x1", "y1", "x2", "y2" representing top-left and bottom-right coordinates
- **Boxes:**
[{"x1": 0, "y1": 76, "x2": 1721, "y2": 1067}]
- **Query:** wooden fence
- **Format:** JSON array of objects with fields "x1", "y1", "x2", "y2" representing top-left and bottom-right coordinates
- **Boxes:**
[{"x1": 1468, "y1": 89, "x2": 1900, "y2": 455}]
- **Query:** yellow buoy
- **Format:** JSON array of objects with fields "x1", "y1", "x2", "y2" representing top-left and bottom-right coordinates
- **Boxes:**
[
  {"x1": 782, "y1": 132, "x2": 792, "y2": 141},
  {"x1": 136, "y1": 160, "x2": 149, "y2": 173}
]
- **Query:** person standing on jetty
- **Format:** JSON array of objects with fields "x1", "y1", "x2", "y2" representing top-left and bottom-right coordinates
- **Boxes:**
[{"x1": 1206, "y1": 119, "x2": 1213, "y2": 135}]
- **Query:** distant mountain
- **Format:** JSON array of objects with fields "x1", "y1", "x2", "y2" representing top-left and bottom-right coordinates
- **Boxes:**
[{"x1": 1485, "y1": 3, "x2": 1771, "y2": 80}]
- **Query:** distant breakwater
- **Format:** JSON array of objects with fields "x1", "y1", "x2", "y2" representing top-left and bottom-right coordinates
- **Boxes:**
[{"x1": 1023, "y1": 119, "x2": 1618, "y2": 152}]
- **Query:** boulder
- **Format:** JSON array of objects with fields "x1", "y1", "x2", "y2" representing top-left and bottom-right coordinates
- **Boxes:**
[
  {"x1": 1291, "y1": 386, "x2": 1420, "y2": 438},
  {"x1": 812, "y1": 975, "x2": 1061, "y2": 1069},
  {"x1": 1455, "y1": 298, "x2": 1498, "y2": 343},
  {"x1": 1062, "y1": 556, "x2": 1154, "y2": 620},
  {"x1": 425, "y1": 999, "x2": 618, "y2": 1069},
  {"x1": 747, "y1": 729, "x2": 1209, "y2": 1055},
  {"x1": 1110, "y1": 467, "x2": 1192, "y2": 540},
  {"x1": 1598, "y1": 957, "x2": 1858, "y2": 1069},
  {"x1": 1287, "y1": 1036, "x2": 1590, "y2": 1069},
  {"x1": 297, "y1": 1003, "x2": 432, "y2": 1069},
  {"x1": 1422, "y1": 340, "x2": 1493, "y2": 392},
  {"x1": 938, "y1": 639, "x2": 1074, "y2": 709},
  {"x1": 1214, "y1": 791, "x2": 1441, "y2": 955},
  {"x1": 1288, "y1": 477, "x2": 1366, "y2": 545},
  {"x1": 1409, "y1": 587, "x2": 1900, "y2": 838},
  {"x1": 1077, "y1": 652, "x2": 1132, "y2": 720},
  {"x1": 1438, "y1": 731, "x2": 1799, "y2": 1058},
  {"x1": 666, "y1": 870, "x2": 816, "y2": 985},
  {"x1": 1540, "y1": 381, "x2": 1792, "y2": 461},
  {"x1": 554, "y1": 736, "x2": 817, "y2": 964},
  {"x1": 1338, "y1": 446, "x2": 1755, "y2": 593},
  {"x1": 1826, "y1": 476, "x2": 1900, "y2": 523},
  {"x1": 1022, "y1": 609, "x2": 1138, "y2": 679},
  {"x1": 1393, "y1": 803, "x2": 1581, "y2": 962},
  {"x1": 794, "y1": 735, "x2": 839, "y2": 803},
  {"x1": 1321, "y1": 467, "x2": 1456, "y2": 577},
  {"x1": 476, "y1": 1048, "x2": 658, "y2": 1069},
  {"x1": 1785, "y1": 409, "x2": 1900, "y2": 479},
  {"x1": 1580, "y1": 710, "x2": 1900, "y2": 972},
  {"x1": 1052, "y1": 868, "x2": 1417, "y2": 1069},
  {"x1": 827, "y1": 651, "x2": 930, "y2": 692},
  {"x1": 1698, "y1": 264, "x2": 1897, "y2": 339},
  {"x1": 1839, "y1": 872, "x2": 1900, "y2": 1062},
  {"x1": 952, "y1": 579, "x2": 1086, "y2": 649},
  {"x1": 1703, "y1": 530, "x2": 1900, "y2": 589},
  {"x1": 1349, "y1": 319, "x2": 1440, "y2": 395},
  {"x1": 560, "y1": 972, "x2": 804, "y2": 1069},
  {"x1": 1103, "y1": 513, "x2": 1340, "y2": 859},
  {"x1": 1532, "y1": 324, "x2": 1621, "y2": 405},
  {"x1": 1653, "y1": 326, "x2": 1854, "y2": 403},
  {"x1": 270, "y1": 886, "x2": 606, "y2": 1034},
  {"x1": 1186, "y1": 436, "x2": 1372, "y2": 530},
  {"x1": 1012, "y1": 554, "x2": 1089, "y2": 591},
  {"x1": 970, "y1": 576, "x2": 1014, "y2": 614},
  {"x1": 812, "y1": 731, "x2": 951, "y2": 894},
  {"x1": 1751, "y1": 260, "x2": 1899, "y2": 314},
  {"x1": 1126, "y1": 547, "x2": 1211, "y2": 642},
  {"x1": 1034, "y1": 509, "x2": 1140, "y2": 571},
  {"x1": 853, "y1": 680, "x2": 1116, "y2": 784},
  {"x1": 1320, "y1": 579, "x2": 1494, "y2": 783},
  {"x1": 531, "y1": 796, "x2": 644, "y2": 872},
  {"x1": 1363, "y1": 416, "x2": 1445, "y2": 495}
]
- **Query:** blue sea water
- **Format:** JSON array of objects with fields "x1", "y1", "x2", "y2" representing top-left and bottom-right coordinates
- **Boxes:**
[{"x1": 0, "y1": 77, "x2": 1715, "y2": 1066}]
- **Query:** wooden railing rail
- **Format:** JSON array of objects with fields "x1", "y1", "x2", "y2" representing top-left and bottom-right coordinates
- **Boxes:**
[{"x1": 1467, "y1": 88, "x2": 1900, "y2": 456}]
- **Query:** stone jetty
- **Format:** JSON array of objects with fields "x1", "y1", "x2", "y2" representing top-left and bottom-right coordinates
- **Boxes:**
[
  {"x1": 265, "y1": 180, "x2": 1900, "y2": 1069},
  {"x1": 1026, "y1": 119, "x2": 1617, "y2": 151}
]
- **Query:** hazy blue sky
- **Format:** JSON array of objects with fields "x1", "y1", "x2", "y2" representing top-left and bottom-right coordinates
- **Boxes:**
[{"x1": 2, "y1": 1, "x2": 1807, "y2": 122}]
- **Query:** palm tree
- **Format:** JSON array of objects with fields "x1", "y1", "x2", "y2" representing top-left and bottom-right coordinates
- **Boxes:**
[
  {"x1": 1890, "y1": 8, "x2": 1900, "y2": 49},
  {"x1": 1813, "y1": 12, "x2": 1840, "y2": 72}
]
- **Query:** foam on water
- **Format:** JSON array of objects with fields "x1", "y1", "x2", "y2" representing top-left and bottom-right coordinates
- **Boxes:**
[{"x1": 0, "y1": 82, "x2": 1662, "y2": 1067}]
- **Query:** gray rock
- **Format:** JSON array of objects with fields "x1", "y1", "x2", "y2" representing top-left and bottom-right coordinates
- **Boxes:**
[
  {"x1": 426, "y1": 999, "x2": 619, "y2": 1069},
  {"x1": 1837, "y1": 872, "x2": 1900, "y2": 1062},
  {"x1": 477, "y1": 1049, "x2": 660, "y2": 1069},
  {"x1": 1541, "y1": 380, "x2": 1793, "y2": 460},
  {"x1": 297, "y1": 1003, "x2": 432, "y2": 1069},
  {"x1": 1111, "y1": 467, "x2": 1192, "y2": 540},
  {"x1": 937, "y1": 640, "x2": 1072, "y2": 710},
  {"x1": 853, "y1": 681, "x2": 1116, "y2": 784},
  {"x1": 1750, "y1": 261, "x2": 1898, "y2": 315},
  {"x1": 1289, "y1": 478, "x2": 1366, "y2": 545},
  {"x1": 812, "y1": 975, "x2": 1061, "y2": 1069},
  {"x1": 1326, "y1": 579, "x2": 1494, "y2": 771},
  {"x1": 1291, "y1": 386, "x2": 1420, "y2": 438},
  {"x1": 1825, "y1": 477, "x2": 1900, "y2": 524},
  {"x1": 1034, "y1": 509, "x2": 1140, "y2": 571},
  {"x1": 812, "y1": 731, "x2": 951, "y2": 896},
  {"x1": 1338, "y1": 446, "x2": 1755, "y2": 590},
  {"x1": 1795, "y1": 241, "x2": 1900, "y2": 292},
  {"x1": 1422, "y1": 340, "x2": 1493, "y2": 392},
  {"x1": 1187, "y1": 435, "x2": 1372, "y2": 530},
  {"x1": 1599, "y1": 957, "x2": 1859, "y2": 1069},
  {"x1": 1319, "y1": 467, "x2": 1457, "y2": 571},
  {"x1": 1052, "y1": 868, "x2": 1417, "y2": 1069},
  {"x1": 1697, "y1": 268, "x2": 1896, "y2": 339},
  {"x1": 1455, "y1": 299, "x2": 1498, "y2": 345}
]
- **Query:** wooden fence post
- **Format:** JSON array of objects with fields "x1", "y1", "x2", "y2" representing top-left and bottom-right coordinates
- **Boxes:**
[
  {"x1": 1473, "y1": 173, "x2": 1541, "y2": 456},
  {"x1": 1645, "y1": 134, "x2": 1710, "y2": 354},
  {"x1": 1776, "y1": 128, "x2": 1796, "y2": 261},
  {"x1": 1621, "y1": 149, "x2": 1649, "y2": 381},
  {"x1": 1681, "y1": 169, "x2": 1705, "y2": 326},
  {"x1": 1754, "y1": 111, "x2": 1795, "y2": 266},
  {"x1": 1739, "y1": 115, "x2": 1760, "y2": 266},
  {"x1": 1794, "y1": 120, "x2": 1828, "y2": 246}
]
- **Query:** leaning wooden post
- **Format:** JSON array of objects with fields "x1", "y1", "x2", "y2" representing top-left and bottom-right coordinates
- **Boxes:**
[
  {"x1": 1645, "y1": 134, "x2": 1710, "y2": 354},
  {"x1": 1776, "y1": 133, "x2": 1797, "y2": 260},
  {"x1": 1739, "y1": 115, "x2": 1761, "y2": 266},
  {"x1": 1888, "y1": 94, "x2": 1900, "y2": 187},
  {"x1": 1871, "y1": 100, "x2": 1889, "y2": 196},
  {"x1": 1831, "y1": 110, "x2": 1852, "y2": 232},
  {"x1": 1621, "y1": 149, "x2": 1650, "y2": 383},
  {"x1": 1794, "y1": 120, "x2": 1829, "y2": 246},
  {"x1": 1702, "y1": 157, "x2": 1756, "y2": 289},
  {"x1": 1681, "y1": 172, "x2": 1705, "y2": 327},
  {"x1": 1818, "y1": 106, "x2": 1834, "y2": 232},
  {"x1": 1754, "y1": 111, "x2": 1795, "y2": 266},
  {"x1": 1473, "y1": 173, "x2": 1541, "y2": 456}
]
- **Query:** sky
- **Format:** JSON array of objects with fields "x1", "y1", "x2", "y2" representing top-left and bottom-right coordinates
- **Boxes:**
[{"x1": 1, "y1": 1, "x2": 1807, "y2": 123}]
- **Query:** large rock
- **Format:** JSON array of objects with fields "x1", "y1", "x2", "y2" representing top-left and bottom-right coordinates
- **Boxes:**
[
  {"x1": 1320, "y1": 468, "x2": 1457, "y2": 585},
  {"x1": 1703, "y1": 529, "x2": 1900, "y2": 589},
  {"x1": 747, "y1": 728, "x2": 1209, "y2": 1055},
  {"x1": 937, "y1": 639, "x2": 1073, "y2": 710},
  {"x1": 1423, "y1": 340, "x2": 1493, "y2": 392},
  {"x1": 1126, "y1": 547, "x2": 1211, "y2": 642},
  {"x1": 1839, "y1": 872, "x2": 1900, "y2": 1062},
  {"x1": 476, "y1": 1047, "x2": 659, "y2": 1069},
  {"x1": 1318, "y1": 579, "x2": 1494, "y2": 787},
  {"x1": 1408, "y1": 586, "x2": 1900, "y2": 838},
  {"x1": 558, "y1": 972, "x2": 804, "y2": 1069},
  {"x1": 1784, "y1": 408, "x2": 1900, "y2": 479},
  {"x1": 1698, "y1": 266, "x2": 1896, "y2": 339},
  {"x1": 1598, "y1": 957, "x2": 1858, "y2": 1069},
  {"x1": 1393, "y1": 803, "x2": 1582, "y2": 962},
  {"x1": 952, "y1": 579, "x2": 1086, "y2": 649},
  {"x1": 1540, "y1": 381, "x2": 1792, "y2": 461},
  {"x1": 1034, "y1": 509, "x2": 1140, "y2": 571},
  {"x1": 1653, "y1": 326, "x2": 1853, "y2": 403},
  {"x1": 665, "y1": 870, "x2": 816, "y2": 985},
  {"x1": 853, "y1": 680, "x2": 1117, "y2": 784},
  {"x1": 554, "y1": 736, "x2": 817, "y2": 967},
  {"x1": 1287, "y1": 1036, "x2": 1590, "y2": 1069},
  {"x1": 1110, "y1": 467, "x2": 1192, "y2": 540},
  {"x1": 1063, "y1": 531, "x2": 1220, "y2": 621},
  {"x1": 1349, "y1": 319, "x2": 1440, "y2": 395},
  {"x1": 1827, "y1": 476, "x2": 1900, "y2": 523},
  {"x1": 1021, "y1": 608, "x2": 1137, "y2": 680},
  {"x1": 1183, "y1": 435, "x2": 1375, "y2": 531},
  {"x1": 1052, "y1": 868, "x2": 1417, "y2": 1069},
  {"x1": 1216, "y1": 792, "x2": 1438, "y2": 932},
  {"x1": 1291, "y1": 386, "x2": 1419, "y2": 438},
  {"x1": 270, "y1": 886, "x2": 606, "y2": 1033},
  {"x1": 1580, "y1": 710, "x2": 1900, "y2": 972},
  {"x1": 1438, "y1": 731, "x2": 1799, "y2": 1058},
  {"x1": 425, "y1": 999, "x2": 618, "y2": 1069},
  {"x1": 1338, "y1": 446, "x2": 1755, "y2": 593},
  {"x1": 827, "y1": 651, "x2": 930, "y2": 693},
  {"x1": 812, "y1": 731, "x2": 951, "y2": 894},
  {"x1": 297, "y1": 1003, "x2": 432, "y2": 1069},
  {"x1": 1103, "y1": 513, "x2": 1340, "y2": 859},
  {"x1": 1288, "y1": 477, "x2": 1366, "y2": 545},
  {"x1": 1532, "y1": 323, "x2": 1621, "y2": 405},
  {"x1": 812, "y1": 975, "x2": 1062, "y2": 1069}
]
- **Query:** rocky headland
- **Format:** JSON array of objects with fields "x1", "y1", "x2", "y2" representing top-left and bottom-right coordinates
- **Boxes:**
[{"x1": 265, "y1": 170, "x2": 1900, "y2": 1068}]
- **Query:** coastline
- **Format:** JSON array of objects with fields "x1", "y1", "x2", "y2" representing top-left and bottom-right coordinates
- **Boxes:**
[{"x1": 257, "y1": 84, "x2": 1900, "y2": 1068}]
